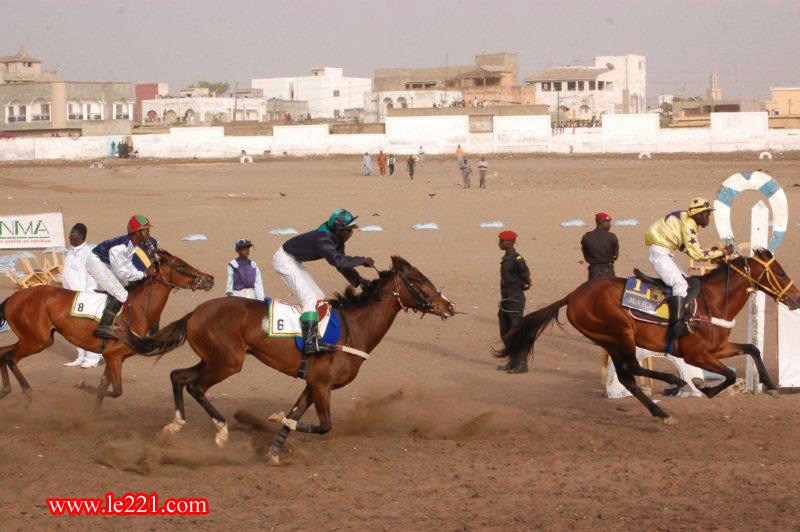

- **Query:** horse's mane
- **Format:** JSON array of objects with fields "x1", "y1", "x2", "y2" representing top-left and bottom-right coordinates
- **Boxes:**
[{"x1": 329, "y1": 270, "x2": 394, "y2": 310}]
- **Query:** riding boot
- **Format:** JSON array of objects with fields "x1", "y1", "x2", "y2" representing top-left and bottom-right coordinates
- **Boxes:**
[
  {"x1": 667, "y1": 295, "x2": 688, "y2": 338},
  {"x1": 93, "y1": 297, "x2": 124, "y2": 339},
  {"x1": 506, "y1": 354, "x2": 529, "y2": 374},
  {"x1": 300, "y1": 318, "x2": 336, "y2": 355}
]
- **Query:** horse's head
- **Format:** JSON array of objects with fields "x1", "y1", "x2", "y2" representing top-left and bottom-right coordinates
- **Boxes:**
[
  {"x1": 154, "y1": 249, "x2": 215, "y2": 291},
  {"x1": 736, "y1": 249, "x2": 800, "y2": 310},
  {"x1": 390, "y1": 256, "x2": 456, "y2": 320}
]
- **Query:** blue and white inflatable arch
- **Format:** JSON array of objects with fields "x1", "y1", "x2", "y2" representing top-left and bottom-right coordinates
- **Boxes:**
[{"x1": 714, "y1": 170, "x2": 788, "y2": 252}]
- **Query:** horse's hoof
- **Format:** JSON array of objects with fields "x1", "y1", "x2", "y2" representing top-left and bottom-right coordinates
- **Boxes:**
[
  {"x1": 663, "y1": 416, "x2": 678, "y2": 425},
  {"x1": 691, "y1": 377, "x2": 705, "y2": 390},
  {"x1": 213, "y1": 421, "x2": 228, "y2": 449},
  {"x1": 767, "y1": 389, "x2": 780, "y2": 399},
  {"x1": 267, "y1": 452, "x2": 281, "y2": 466},
  {"x1": 161, "y1": 422, "x2": 183, "y2": 436}
]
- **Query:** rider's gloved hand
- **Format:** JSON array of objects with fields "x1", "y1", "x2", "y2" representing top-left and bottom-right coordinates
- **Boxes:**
[
  {"x1": 363, "y1": 257, "x2": 375, "y2": 268},
  {"x1": 724, "y1": 243, "x2": 735, "y2": 256}
]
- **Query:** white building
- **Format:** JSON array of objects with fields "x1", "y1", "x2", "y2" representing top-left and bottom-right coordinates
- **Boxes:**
[
  {"x1": 142, "y1": 97, "x2": 261, "y2": 124},
  {"x1": 251, "y1": 67, "x2": 371, "y2": 119},
  {"x1": 362, "y1": 90, "x2": 463, "y2": 123},
  {"x1": 525, "y1": 54, "x2": 646, "y2": 120}
]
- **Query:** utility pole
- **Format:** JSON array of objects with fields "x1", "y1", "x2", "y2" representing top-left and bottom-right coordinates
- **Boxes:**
[
  {"x1": 233, "y1": 81, "x2": 239, "y2": 122},
  {"x1": 444, "y1": 52, "x2": 448, "y2": 101}
]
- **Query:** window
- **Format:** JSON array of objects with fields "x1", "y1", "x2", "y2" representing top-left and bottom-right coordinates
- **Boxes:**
[
  {"x1": 589, "y1": 81, "x2": 596, "y2": 90},
  {"x1": 541, "y1": 82, "x2": 551, "y2": 91},
  {"x1": 6, "y1": 104, "x2": 26, "y2": 123},
  {"x1": 87, "y1": 102, "x2": 102, "y2": 120},
  {"x1": 605, "y1": 82, "x2": 613, "y2": 91},
  {"x1": 23, "y1": 62, "x2": 32, "y2": 67},
  {"x1": 553, "y1": 81, "x2": 562, "y2": 91},
  {"x1": 114, "y1": 103, "x2": 129, "y2": 119},
  {"x1": 567, "y1": 81, "x2": 576, "y2": 91},
  {"x1": 639, "y1": 61, "x2": 643, "y2": 70},
  {"x1": 333, "y1": 109, "x2": 341, "y2": 118},
  {"x1": 577, "y1": 81, "x2": 584, "y2": 91},
  {"x1": 68, "y1": 102, "x2": 83, "y2": 120},
  {"x1": 598, "y1": 81, "x2": 604, "y2": 90},
  {"x1": 333, "y1": 90, "x2": 340, "y2": 97},
  {"x1": 31, "y1": 100, "x2": 50, "y2": 121}
]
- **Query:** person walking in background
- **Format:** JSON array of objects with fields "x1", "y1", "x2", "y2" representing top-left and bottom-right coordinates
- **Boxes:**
[
  {"x1": 459, "y1": 156, "x2": 472, "y2": 188},
  {"x1": 407, "y1": 155, "x2": 416, "y2": 180},
  {"x1": 455, "y1": 144, "x2": 464, "y2": 163},
  {"x1": 478, "y1": 156, "x2": 489, "y2": 188},
  {"x1": 388, "y1": 154, "x2": 396, "y2": 176},
  {"x1": 226, "y1": 239, "x2": 265, "y2": 300},
  {"x1": 61, "y1": 223, "x2": 103, "y2": 369},
  {"x1": 581, "y1": 212, "x2": 619, "y2": 280},
  {"x1": 376, "y1": 151, "x2": 388, "y2": 176},
  {"x1": 418, "y1": 145, "x2": 425, "y2": 162},
  {"x1": 362, "y1": 152, "x2": 373, "y2": 176},
  {"x1": 496, "y1": 230, "x2": 531, "y2": 374}
]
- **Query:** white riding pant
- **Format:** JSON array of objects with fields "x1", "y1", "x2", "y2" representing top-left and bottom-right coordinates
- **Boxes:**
[
  {"x1": 272, "y1": 247, "x2": 324, "y2": 314},
  {"x1": 647, "y1": 245, "x2": 688, "y2": 297},
  {"x1": 85, "y1": 253, "x2": 129, "y2": 303}
]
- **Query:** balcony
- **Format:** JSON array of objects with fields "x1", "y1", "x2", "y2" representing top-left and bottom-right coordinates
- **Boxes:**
[
  {"x1": 31, "y1": 114, "x2": 50, "y2": 121},
  {"x1": 68, "y1": 114, "x2": 84, "y2": 120},
  {"x1": 7, "y1": 116, "x2": 26, "y2": 123}
]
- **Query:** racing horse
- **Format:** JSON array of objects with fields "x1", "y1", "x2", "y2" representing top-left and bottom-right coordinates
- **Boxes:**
[
  {"x1": 0, "y1": 249, "x2": 213, "y2": 406},
  {"x1": 498, "y1": 249, "x2": 800, "y2": 423},
  {"x1": 111, "y1": 256, "x2": 455, "y2": 465}
]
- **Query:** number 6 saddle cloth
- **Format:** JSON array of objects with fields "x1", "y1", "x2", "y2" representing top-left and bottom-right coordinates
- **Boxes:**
[
  {"x1": 69, "y1": 291, "x2": 110, "y2": 322},
  {"x1": 262, "y1": 297, "x2": 342, "y2": 351}
]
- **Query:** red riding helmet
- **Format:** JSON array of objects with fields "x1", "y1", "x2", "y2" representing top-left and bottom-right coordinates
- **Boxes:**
[{"x1": 127, "y1": 214, "x2": 153, "y2": 234}]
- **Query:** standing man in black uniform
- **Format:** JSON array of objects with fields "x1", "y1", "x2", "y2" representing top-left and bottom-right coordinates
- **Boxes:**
[
  {"x1": 580, "y1": 212, "x2": 619, "y2": 280},
  {"x1": 497, "y1": 230, "x2": 532, "y2": 374}
]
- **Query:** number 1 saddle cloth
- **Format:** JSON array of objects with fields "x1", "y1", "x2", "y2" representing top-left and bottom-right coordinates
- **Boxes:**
[{"x1": 620, "y1": 274, "x2": 698, "y2": 326}]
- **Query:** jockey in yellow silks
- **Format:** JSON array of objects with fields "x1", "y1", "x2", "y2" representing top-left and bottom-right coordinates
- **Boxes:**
[{"x1": 644, "y1": 197, "x2": 729, "y2": 337}]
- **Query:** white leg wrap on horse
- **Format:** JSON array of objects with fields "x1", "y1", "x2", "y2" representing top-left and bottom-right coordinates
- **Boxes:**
[
  {"x1": 163, "y1": 410, "x2": 186, "y2": 434},
  {"x1": 213, "y1": 419, "x2": 228, "y2": 448},
  {"x1": 268, "y1": 411, "x2": 297, "y2": 430}
]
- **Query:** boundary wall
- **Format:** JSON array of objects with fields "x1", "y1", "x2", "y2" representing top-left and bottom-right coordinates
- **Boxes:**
[{"x1": 2, "y1": 113, "x2": 799, "y2": 161}]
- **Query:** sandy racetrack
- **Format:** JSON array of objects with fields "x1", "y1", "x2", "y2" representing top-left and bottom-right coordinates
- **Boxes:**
[{"x1": 1, "y1": 154, "x2": 799, "y2": 529}]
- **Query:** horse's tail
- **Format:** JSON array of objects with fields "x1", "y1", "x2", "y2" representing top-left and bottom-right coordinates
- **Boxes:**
[
  {"x1": 113, "y1": 312, "x2": 192, "y2": 359},
  {"x1": 495, "y1": 295, "x2": 569, "y2": 361}
]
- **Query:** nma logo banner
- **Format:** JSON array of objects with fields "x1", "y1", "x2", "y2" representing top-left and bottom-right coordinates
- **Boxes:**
[{"x1": 0, "y1": 212, "x2": 65, "y2": 249}]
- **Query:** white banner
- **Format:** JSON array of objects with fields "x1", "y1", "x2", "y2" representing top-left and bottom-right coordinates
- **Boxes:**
[
  {"x1": 778, "y1": 304, "x2": 800, "y2": 388},
  {"x1": 0, "y1": 212, "x2": 65, "y2": 249}
]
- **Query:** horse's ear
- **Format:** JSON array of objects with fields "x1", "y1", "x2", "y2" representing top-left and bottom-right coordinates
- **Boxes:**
[
  {"x1": 391, "y1": 256, "x2": 413, "y2": 273},
  {"x1": 756, "y1": 248, "x2": 773, "y2": 260}
]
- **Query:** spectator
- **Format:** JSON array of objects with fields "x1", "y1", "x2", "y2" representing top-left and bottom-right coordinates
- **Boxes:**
[
  {"x1": 388, "y1": 154, "x2": 396, "y2": 176},
  {"x1": 478, "y1": 156, "x2": 489, "y2": 188},
  {"x1": 226, "y1": 239, "x2": 265, "y2": 300},
  {"x1": 407, "y1": 155, "x2": 416, "y2": 180},
  {"x1": 362, "y1": 152, "x2": 373, "y2": 176}
]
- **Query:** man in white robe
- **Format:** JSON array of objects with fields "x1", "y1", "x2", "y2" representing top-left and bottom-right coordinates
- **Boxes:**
[{"x1": 61, "y1": 223, "x2": 102, "y2": 368}]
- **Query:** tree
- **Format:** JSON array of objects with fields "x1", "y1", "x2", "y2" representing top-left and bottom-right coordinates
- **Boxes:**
[{"x1": 197, "y1": 81, "x2": 230, "y2": 97}]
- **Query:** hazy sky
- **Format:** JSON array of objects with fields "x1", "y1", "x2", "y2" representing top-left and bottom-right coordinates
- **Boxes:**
[{"x1": 4, "y1": 0, "x2": 799, "y2": 102}]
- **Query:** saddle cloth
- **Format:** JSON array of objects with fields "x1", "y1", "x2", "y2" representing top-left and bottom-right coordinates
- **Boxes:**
[
  {"x1": 621, "y1": 277, "x2": 698, "y2": 326},
  {"x1": 69, "y1": 291, "x2": 108, "y2": 322},
  {"x1": 264, "y1": 298, "x2": 332, "y2": 338}
]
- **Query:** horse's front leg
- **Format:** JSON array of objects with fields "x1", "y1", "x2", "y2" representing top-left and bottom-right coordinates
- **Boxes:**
[
  {"x1": 267, "y1": 385, "x2": 314, "y2": 465},
  {"x1": 734, "y1": 342, "x2": 779, "y2": 397},
  {"x1": 683, "y1": 344, "x2": 739, "y2": 399}
]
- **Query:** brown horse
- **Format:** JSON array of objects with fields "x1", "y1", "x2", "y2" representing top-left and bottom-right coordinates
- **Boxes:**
[
  {"x1": 111, "y1": 256, "x2": 455, "y2": 464},
  {"x1": 498, "y1": 249, "x2": 800, "y2": 423},
  {"x1": 0, "y1": 249, "x2": 214, "y2": 406}
]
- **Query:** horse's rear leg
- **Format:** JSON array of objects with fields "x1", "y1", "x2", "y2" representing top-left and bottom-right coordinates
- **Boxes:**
[
  {"x1": 267, "y1": 385, "x2": 314, "y2": 465},
  {"x1": 184, "y1": 365, "x2": 240, "y2": 449},
  {"x1": 161, "y1": 363, "x2": 204, "y2": 437},
  {"x1": 607, "y1": 346, "x2": 673, "y2": 423},
  {"x1": 78, "y1": 353, "x2": 123, "y2": 399},
  {"x1": 0, "y1": 357, "x2": 11, "y2": 399}
]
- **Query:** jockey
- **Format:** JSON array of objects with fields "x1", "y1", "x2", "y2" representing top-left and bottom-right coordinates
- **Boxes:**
[
  {"x1": 85, "y1": 215, "x2": 158, "y2": 339},
  {"x1": 273, "y1": 209, "x2": 374, "y2": 354},
  {"x1": 645, "y1": 198, "x2": 729, "y2": 338}
]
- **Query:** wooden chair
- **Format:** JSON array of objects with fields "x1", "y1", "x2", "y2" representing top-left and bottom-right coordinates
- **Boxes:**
[
  {"x1": 41, "y1": 251, "x2": 63, "y2": 283},
  {"x1": 3, "y1": 268, "x2": 29, "y2": 288},
  {"x1": 18, "y1": 257, "x2": 50, "y2": 287}
]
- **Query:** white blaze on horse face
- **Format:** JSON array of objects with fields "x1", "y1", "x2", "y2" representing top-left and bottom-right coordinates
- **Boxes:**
[
  {"x1": 213, "y1": 419, "x2": 228, "y2": 449},
  {"x1": 162, "y1": 410, "x2": 186, "y2": 435}
]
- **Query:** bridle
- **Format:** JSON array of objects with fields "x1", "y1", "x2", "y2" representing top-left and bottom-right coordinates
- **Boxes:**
[
  {"x1": 390, "y1": 269, "x2": 440, "y2": 316},
  {"x1": 726, "y1": 254, "x2": 794, "y2": 303},
  {"x1": 151, "y1": 252, "x2": 211, "y2": 291}
]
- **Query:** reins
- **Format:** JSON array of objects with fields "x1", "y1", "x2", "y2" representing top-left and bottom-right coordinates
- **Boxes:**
[{"x1": 725, "y1": 254, "x2": 794, "y2": 303}]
